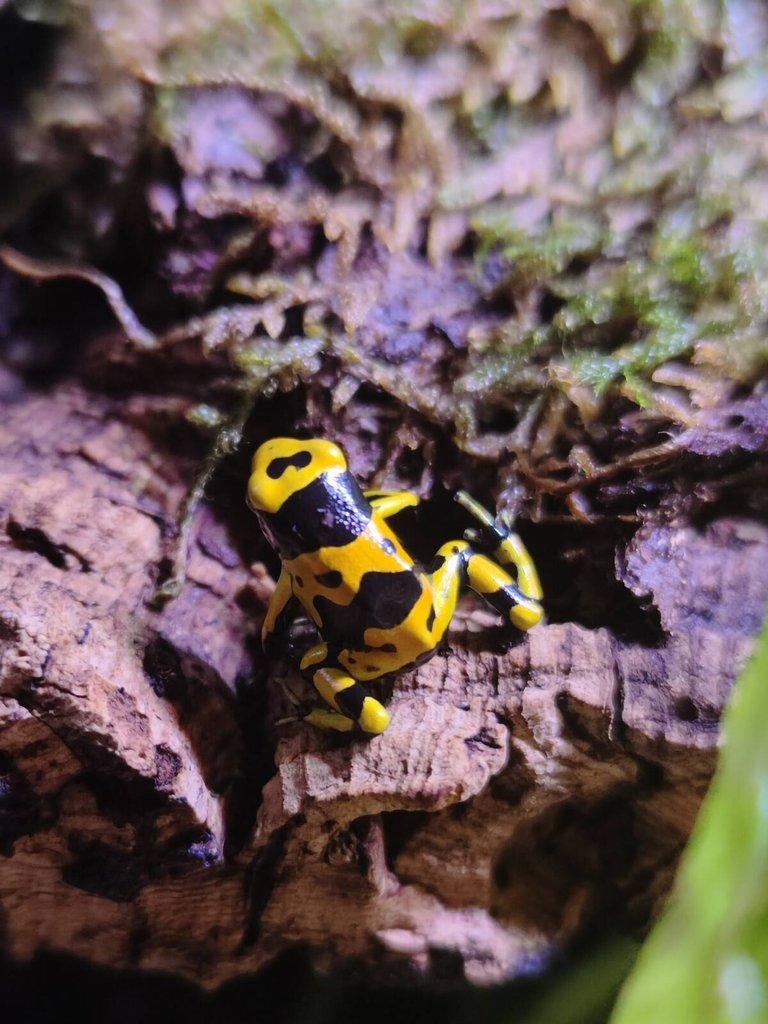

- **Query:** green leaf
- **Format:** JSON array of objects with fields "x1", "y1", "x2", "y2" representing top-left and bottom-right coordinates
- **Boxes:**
[{"x1": 612, "y1": 622, "x2": 768, "y2": 1024}]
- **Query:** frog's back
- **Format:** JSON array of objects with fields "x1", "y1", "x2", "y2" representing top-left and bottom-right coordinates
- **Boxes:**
[{"x1": 284, "y1": 508, "x2": 429, "y2": 651}]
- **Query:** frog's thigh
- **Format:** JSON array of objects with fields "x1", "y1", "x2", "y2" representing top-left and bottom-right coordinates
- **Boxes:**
[{"x1": 493, "y1": 533, "x2": 544, "y2": 601}]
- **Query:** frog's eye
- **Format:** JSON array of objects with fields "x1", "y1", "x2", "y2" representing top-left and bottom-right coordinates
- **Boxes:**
[{"x1": 266, "y1": 449, "x2": 313, "y2": 480}]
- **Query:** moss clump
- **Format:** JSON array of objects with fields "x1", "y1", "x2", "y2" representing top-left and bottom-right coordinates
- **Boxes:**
[{"x1": 7, "y1": 0, "x2": 768, "y2": 514}]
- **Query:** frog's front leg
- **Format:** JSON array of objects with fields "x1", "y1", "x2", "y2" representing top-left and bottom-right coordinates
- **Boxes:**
[
  {"x1": 364, "y1": 489, "x2": 420, "y2": 519},
  {"x1": 261, "y1": 567, "x2": 299, "y2": 651},
  {"x1": 299, "y1": 642, "x2": 391, "y2": 735}
]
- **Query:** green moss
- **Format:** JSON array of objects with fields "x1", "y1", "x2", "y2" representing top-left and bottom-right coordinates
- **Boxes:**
[
  {"x1": 631, "y1": 0, "x2": 700, "y2": 106},
  {"x1": 459, "y1": 327, "x2": 551, "y2": 399},
  {"x1": 233, "y1": 336, "x2": 324, "y2": 393},
  {"x1": 653, "y1": 235, "x2": 711, "y2": 299},
  {"x1": 472, "y1": 213, "x2": 607, "y2": 282},
  {"x1": 12, "y1": 0, "x2": 765, "y2": 474},
  {"x1": 150, "y1": 87, "x2": 181, "y2": 143}
]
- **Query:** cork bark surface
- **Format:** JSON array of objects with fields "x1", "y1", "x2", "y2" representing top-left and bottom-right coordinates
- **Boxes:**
[{"x1": 2, "y1": 367, "x2": 767, "y2": 988}]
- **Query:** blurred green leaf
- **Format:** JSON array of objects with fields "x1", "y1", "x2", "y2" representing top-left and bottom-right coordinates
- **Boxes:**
[
  {"x1": 507, "y1": 939, "x2": 639, "y2": 1024},
  {"x1": 613, "y1": 622, "x2": 768, "y2": 1024}
]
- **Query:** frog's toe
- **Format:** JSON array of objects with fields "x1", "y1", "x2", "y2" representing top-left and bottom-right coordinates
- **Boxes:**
[{"x1": 358, "y1": 697, "x2": 390, "y2": 735}]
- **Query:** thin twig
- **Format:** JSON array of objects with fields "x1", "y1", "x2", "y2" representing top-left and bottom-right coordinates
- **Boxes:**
[
  {"x1": 517, "y1": 438, "x2": 683, "y2": 495},
  {"x1": 0, "y1": 245, "x2": 156, "y2": 349}
]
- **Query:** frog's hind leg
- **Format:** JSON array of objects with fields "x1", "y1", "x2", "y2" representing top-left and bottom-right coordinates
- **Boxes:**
[
  {"x1": 429, "y1": 539, "x2": 543, "y2": 634},
  {"x1": 464, "y1": 549, "x2": 543, "y2": 630},
  {"x1": 299, "y1": 643, "x2": 390, "y2": 735},
  {"x1": 455, "y1": 491, "x2": 543, "y2": 601}
]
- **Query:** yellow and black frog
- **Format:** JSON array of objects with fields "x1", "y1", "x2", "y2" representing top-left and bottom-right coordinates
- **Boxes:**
[{"x1": 247, "y1": 437, "x2": 543, "y2": 735}]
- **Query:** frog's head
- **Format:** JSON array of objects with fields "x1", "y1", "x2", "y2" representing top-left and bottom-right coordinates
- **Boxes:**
[
  {"x1": 247, "y1": 437, "x2": 348, "y2": 516},
  {"x1": 247, "y1": 437, "x2": 369, "y2": 558}
]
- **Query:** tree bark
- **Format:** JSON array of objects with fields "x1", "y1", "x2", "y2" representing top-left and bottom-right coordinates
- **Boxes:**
[{"x1": 2, "y1": 365, "x2": 767, "y2": 988}]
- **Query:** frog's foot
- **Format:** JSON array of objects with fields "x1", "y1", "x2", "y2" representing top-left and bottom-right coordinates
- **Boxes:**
[
  {"x1": 282, "y1": 691, "x2": 390, "y2": 734},
  {"x1": 455, "y1": 490, "x2": 543, "y2": 602},
  {"x1": 279, "y1": 706, "x2": 384, "y2": 733},
  {"x1": 301, "y1": 647, "x2": 391, "y2": 735},
  {"x1": 455, "y1": 490, "x2": 509, "y2": 550},
  {"x1": 304, "y1": 709, "x2": 357, "y2": 732}
]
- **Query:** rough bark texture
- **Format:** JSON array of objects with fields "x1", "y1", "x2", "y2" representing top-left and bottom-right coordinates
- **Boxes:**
[{"x1": 2, "y1": 366, "x2": 767, "y2": 988}]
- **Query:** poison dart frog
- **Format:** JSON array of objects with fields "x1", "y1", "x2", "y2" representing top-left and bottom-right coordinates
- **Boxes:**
[{"x1": 247, "y1": 437, "x2": 544, "y2": 735}]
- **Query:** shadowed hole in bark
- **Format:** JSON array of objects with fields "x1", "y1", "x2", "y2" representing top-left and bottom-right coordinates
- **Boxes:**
[
  {"x1": 476, "y1": 281, "x2": 517, "y2": 319},
  {"x1": 428, "y1": 947, "x2": 467, "y2": 983},
  {"x1": 691, "y1": 490, "x2": 768, "y2": 530},
  {"x1": 465, "y1": 727, "x2": 504, "y2": 751},
  {"x1": 81, "y1": 769, "x2": 175, "y2": 825},
  {"x1": 0, "y1": 951, "x2": 205, "y2": 1022},
  {"x1": 0, "y1": 617, "x2": 20, "y2": 643},
  {"x1": 63, "y1": 838, "x2": 146, "y2": 902},
  {"x1": 394, "y1": 447, "x2": 424, "y2": 488},
  {"x1": 0, "y1": 8, "x2": 59, "y2": 107},
  {"x1": 476, "y1": 405, "x2": 519, "y2": 435},
  {"x1": 143, "y1": 638, "x2": 186, "y2": 702},
  {"x1": 7, "y1": 521, "x2": 68, "y2": 570},
  {"x1": 488, "y1": 747, "x2": 537, "y2": 807},
  {"x1": 492, "y1": 794, "x2": 638, "y2": 935},
  {"x1": 675, "y1": 696, "x2": 699, "y2": 722},
  {"x1": 323, "y1": 827, "x2": 361, "y2": 867},
  {"x1": 538, "y1": 289, "x2": 566, "y2": 323},
  {"x1": 555, "y1": 692, "x2": 617, "y2": 760},
  {"x1": 380, "y1": 810, "x2": 431, "y2": 864},
  {"x1": 0, "y1": 753, "x2": 47, "y2": 855},
  {"x1": 525, "y1": 522, "x2": 664, "y2": 645},
  {"x1": 242, "y1": 823, "x2": 293, "y2": 948},
  {"x1": 222, "y1": 665, "x2": 278, "y2": 860},
  {"x1": 280, "y1": 303, "x2": 306, "y2": 339},
  {"x1": 154, "y1": 744, "x2": 182, "y2": 789},
  {"x1": 306, "y1": 152, "x2": 344, "y2": 193}
]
